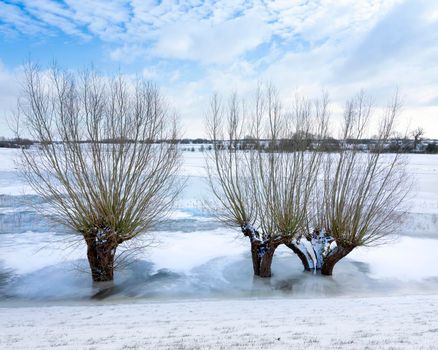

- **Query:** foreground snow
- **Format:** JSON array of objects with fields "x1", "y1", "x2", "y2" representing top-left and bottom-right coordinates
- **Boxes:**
[{"x1": 1, "y1": 294, "x2": 438, "y2": 349}]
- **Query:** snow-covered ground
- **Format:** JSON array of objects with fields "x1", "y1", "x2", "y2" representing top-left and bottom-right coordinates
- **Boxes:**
[
  {"x1": 2, "y1": 295, "x2": 438, "y2": 349},
  {"x1": 0, "y1": 148, "x2": 438, "y2": 348}
]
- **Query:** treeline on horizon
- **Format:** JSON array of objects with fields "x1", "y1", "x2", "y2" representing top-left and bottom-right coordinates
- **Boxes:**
[{"x1": 1, "y1": 135, "x2": 438, "y2": 154}]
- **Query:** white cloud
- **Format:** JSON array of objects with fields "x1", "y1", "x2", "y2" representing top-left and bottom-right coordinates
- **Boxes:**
[
  {"x1": 0, "y1": 1, "x2": 400, "y2": 63},
  {"x1": 0, "y1": 61, "x2": 23, "y2": 136},
  {"x1": 1, "y1": 1, "x2": 438, "y2": 137},
  {"x1": 0, "y1": 2, "x2": 49, "y2": 35},
  {"x1": 153, "y1": 14, "x2": 271, "y2": 64}
]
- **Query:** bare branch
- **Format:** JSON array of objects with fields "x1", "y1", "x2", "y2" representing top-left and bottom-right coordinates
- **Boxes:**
[{"x1": 17, "y1": 63, "x2": 183, "y2": 281}]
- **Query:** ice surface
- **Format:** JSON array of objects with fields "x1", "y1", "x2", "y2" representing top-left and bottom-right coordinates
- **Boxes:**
[{"x1": 0, "y1": 148, "x2": 438, "y2": 303}]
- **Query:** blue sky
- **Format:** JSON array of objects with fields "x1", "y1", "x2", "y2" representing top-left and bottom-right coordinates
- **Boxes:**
[{"x1": 1, "y1": 0, "x2": 438, "y2": 137}]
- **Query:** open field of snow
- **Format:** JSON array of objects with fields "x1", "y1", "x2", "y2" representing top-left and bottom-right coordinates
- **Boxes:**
[
  {"x1": 0, "y1": 148, "x2": 438, "y2": 348},
  {"x1": 2, "y1": 294, "x2": 438, "y2": 349}
]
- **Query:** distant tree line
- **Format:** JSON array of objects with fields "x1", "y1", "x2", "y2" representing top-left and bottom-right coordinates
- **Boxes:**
[
  {"x1": 0, "y1": 137, "x2": 34, "y2": 149},
  {"x1": 1, "y1": 136, "x2": 436, "y2": 154},
  {"x1": 178, "y1": 137, "x2": 438, "y2": 154}
]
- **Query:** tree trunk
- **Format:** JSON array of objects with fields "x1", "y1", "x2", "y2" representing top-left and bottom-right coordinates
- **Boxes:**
[
  {"x1": 241, "y1": 224, "x2": 280, "y2": 278},
  {"x1": 85, "y1": 228, "x2": 118, "y2": 282},
  {"x1": 321, "y1": 244, "x2": 354, "y2": 276},
  {"x1": 242, "y1": 224, "x2": 263, "y2": 276},
  {"x1": 251, "y1": 241, "x2": 261, "y2": 276},
  {"x1": 259, "y1": 243, "x2": 280, "y2": 278},
  {"x1": 259, "y1": 250, "x2": 274, "y2": 277},
  {"x1": 285, "y1": 242, "x2": 313, "y2": 271}
]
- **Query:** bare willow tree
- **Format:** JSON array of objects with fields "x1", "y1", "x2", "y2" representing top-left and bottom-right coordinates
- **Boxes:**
[
  {"x1": 17, "y1": 64, "x2": 182, "y2": 282},
  {"x1": 206, "y1": 85, "x2": 328, "y2": 277},
  {"x1": 206, "y1": 92, "x2": 258, "y2": 273},
  {"x1": 412, "y1": 126, "x2": 425, "y2": 151},
  {"x1": 299, "y1": 92, "x2": 410, "y2": 275}
]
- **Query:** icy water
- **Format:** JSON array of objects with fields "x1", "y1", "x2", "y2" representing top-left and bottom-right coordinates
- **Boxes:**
[{"x1": 1, "y1": 149, "x2": 438, "y2": 304}]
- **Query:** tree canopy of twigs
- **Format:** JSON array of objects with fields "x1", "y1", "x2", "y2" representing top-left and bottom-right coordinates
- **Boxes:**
[
  {"x1": 205, "y1": 84, "x2": 329, "y2": 277},
  {"x1": 16, "y1": 63, "x2": 182, "y2": 281},
  {"x1": 312, "y1": 92, "x2": 410, "y2": 275},
  {"x1": 206, "y1": 85, "x2": 410, "y2": 278}
]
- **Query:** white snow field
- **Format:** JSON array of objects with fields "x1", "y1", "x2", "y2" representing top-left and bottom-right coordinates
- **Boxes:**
[
  {"x1": 1, "y1": 148, "x2": 438, "y2": 349},
  {"x1": 1, "y1": 295, "x2": 438, "y2": 349}
]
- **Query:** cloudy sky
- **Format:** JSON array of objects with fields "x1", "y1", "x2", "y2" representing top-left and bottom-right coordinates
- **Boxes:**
[{"x1": 1, "y1": 0, "x2": 438, "y2": 137}]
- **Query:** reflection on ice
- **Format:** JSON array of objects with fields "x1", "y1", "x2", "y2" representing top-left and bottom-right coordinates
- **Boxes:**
[{"x1": 3, "y1": 241, "x2": 438, "y2": 303}]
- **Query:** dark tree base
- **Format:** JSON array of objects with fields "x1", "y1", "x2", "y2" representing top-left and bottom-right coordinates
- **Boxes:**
[
  {"x1": 259, "y1": 250, "x2": 275, "y2": 277},
  {"x1": 321, "y1": 244, "x2": 354, "y2": 276},
  {"x1": 241, "y1": 224, "x2": 281, "y2": 278},
  {"x1": 85, "y1": 229, "x2": 118, "y2": 282},
  {"x1": 251, "y1": 242, "x2": 261, "y2": 276},
  {"x1": 251, "y1": 241, "x2": 280, "y2": 278}
]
